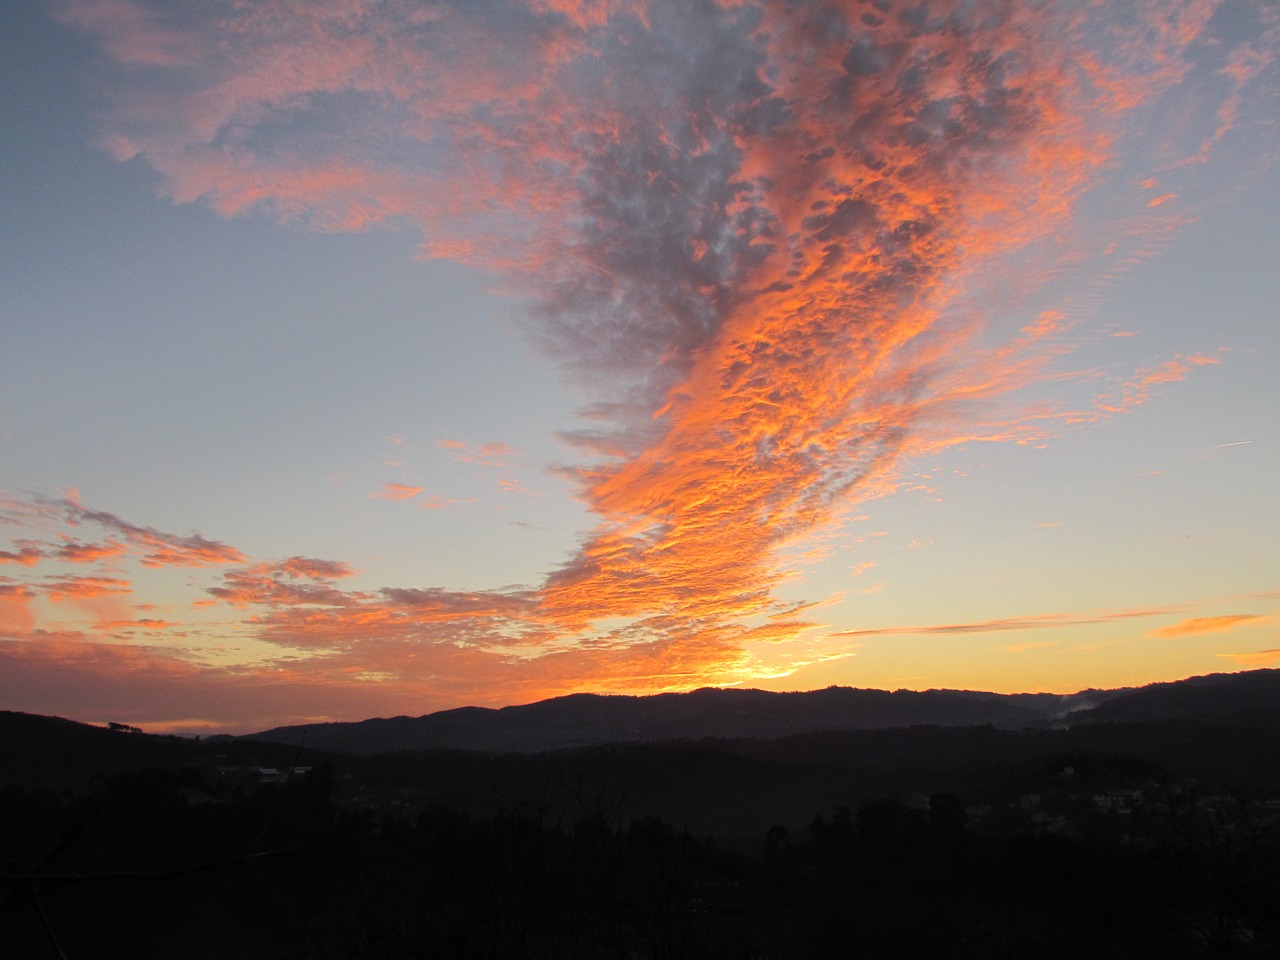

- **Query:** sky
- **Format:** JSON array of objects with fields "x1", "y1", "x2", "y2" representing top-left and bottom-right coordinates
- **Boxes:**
[{"x1": 2, "y1": 0, "x2": 1278, "y2": 734}]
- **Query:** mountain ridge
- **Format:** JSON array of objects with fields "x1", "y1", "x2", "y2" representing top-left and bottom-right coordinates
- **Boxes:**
[{"x1": 241, "y1": 668, "x2": 1278, "y2": 755}]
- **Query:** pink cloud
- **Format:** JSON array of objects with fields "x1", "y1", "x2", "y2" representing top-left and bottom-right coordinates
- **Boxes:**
[
  {"x1": 418, "y1": 494, "x2": 474, "y2": 510},
  {"x1": 370, "y1": 483, "x2": 425, "y2": 501},
  {"x1": 54, "y1": 0, "x2": 200, "y2": 67},
  {"x1": 438, "y1": 440, "x2": 521, "y2": 467}
]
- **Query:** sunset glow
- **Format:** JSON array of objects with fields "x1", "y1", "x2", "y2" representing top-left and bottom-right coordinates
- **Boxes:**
[{"x1": 2, "y1": 0, "x2": 1277, "y2": 732}]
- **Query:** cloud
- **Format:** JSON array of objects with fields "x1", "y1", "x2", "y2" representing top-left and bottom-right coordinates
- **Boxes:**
[
  {"x1": 40, "y1": 575, "x2": 133, "y2": 602},
  {"x1": 438, "y1": 440, "x2": 521, "y2": 467},
  {"x1": 0, "y1": 546, "x2": 42, "y2": 566},
  {"x1": 55, "y1": 496, "x2": 245, "y2": 567},
  {"x1": 419, "y1": 495, "x2": 475, "y2": 510},
  {"x1": 1219, "y1": 649, "x2": 1280, "y2": 667},
  {"x1": 0, "y1": 582, "x2": 38, "y2": 635},
  {"x1": 21, "y1": 0, "x2": 1273, "y2": 725},
  {"x1": 55, "y1": 540, "x2": 128, "y2": 563},
  {"x1": 370, "y1": 483, "x2": 425, "y2": 501},
  {"x1": 53, "y1": 0, "x2": 200, "y2": 67},
  {"x1": 1151, "y1": 614, "x2": 1265, "y2": 638},
  {"x1": 834, "y1": 605, "x2": 1181, "y2": 639},
  {"x1": 1093, "y1": 354, "x2": 1221, "y2": 415},
  {"x1": 274, "y1": 556, "x2": 355, "y2": 580},
  {"x1": 207, "y1": 558, "x2": 360, "y2": 608}
]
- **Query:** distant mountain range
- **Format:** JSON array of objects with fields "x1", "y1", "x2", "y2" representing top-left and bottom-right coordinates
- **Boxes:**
[
  {"x1": 5, "y1": 669, "x2": 1280, "y2": 831},
  {"x1": 242, "y1": 668, "x2": 1280, "y2": 755}
]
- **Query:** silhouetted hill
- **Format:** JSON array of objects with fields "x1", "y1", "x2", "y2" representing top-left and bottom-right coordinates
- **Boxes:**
[
  {"x1": 243, "y1": 676, "x2": 1160, "y2": 754},
  {"x1": 244, "y1": 687, "x2": 1019, "y2": 754},
  {"x1": 1068, "y1": 668, "x2": 1280, "y2": 728},
  {"x1": 7, "y1": 670, "x2": 1277, "y2": 811},
  {"x1": 0, "y1": 711, "x2": 320, "y2": 791},
  {"x1": 0, "y1": 712, "x2": 198, "y2": 790}
]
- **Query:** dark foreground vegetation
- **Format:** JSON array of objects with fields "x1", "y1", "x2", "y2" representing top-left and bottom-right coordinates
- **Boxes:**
[
  {"x1": 4, "y1": 758, "x2": 1280, "y2": 960},
  {"x1": 6, "y1": 673, "x2": 1280, "y2": 958}
]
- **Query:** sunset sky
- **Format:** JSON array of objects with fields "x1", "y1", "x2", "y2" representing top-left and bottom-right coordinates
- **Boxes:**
[{"x1": 2, "y1": 0, "x2": 1278, "y2": 734}]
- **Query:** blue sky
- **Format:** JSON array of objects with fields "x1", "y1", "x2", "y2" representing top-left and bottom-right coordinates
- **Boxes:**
[{"x1": 2, "y1": 0, "x2": 1278, "y2": 732}]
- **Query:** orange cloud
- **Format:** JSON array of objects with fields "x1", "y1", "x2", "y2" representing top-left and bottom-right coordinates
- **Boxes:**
[
  {"x1": 1219, "y1": 649, "x2": 1280, "y2": 667},
  {"x1": 834, "y1": 605, "x2": 1182, "y2": 639},
  {"x1": 0, "y1": 582, "x2": 38, "y2": 635},
  {"x1": 370, "y1": 483, "x2": 425, "y2": 501},
  {"x1": 55, "y1": 540, "x2": 128, "y2": 563},
  {"x1": 1151, "y1": 614, "x2": 1265, "y2": 638},
  {"x1": 1093, "y1": 354, "x2": 1221, "y2": 415},
  {"x1": 41, "y1": 575, "x2": 133, "y2": 602},
  {"x1": 96, "y1": 618, "x2": 179, "y2": 632},
  {"x1": 207, "y1": 558, "x2": 360, "y2": 608},
  {"x1": 58, "y1": 497, "x2": 245, "y2": 567},
  {"x1": 0, "y1": 546, "x2": 42, "y2": 566},
  {"x1": 274, "y1": 556, "x2": 355, "y2": 580}
]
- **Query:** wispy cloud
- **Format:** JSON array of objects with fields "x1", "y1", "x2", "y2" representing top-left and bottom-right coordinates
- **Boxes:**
[
  {"x1": 1092, "y1": 354, "x2": 1222, "y2": 415},
  {"x1": 1151, "y1": 614, "x2": 1265, "y2": 638},
  {"x1": 42, "y1": 495, "x2": 245, "y2": 568},
  {"x1": 419, "y1": 495, "x2": 476, "y2": 511},
  {"x1": 40, "y1": 575, "x2": 133, "y2": 602},
  {"x1": 207, "y1": 558, "x2": 358, "y2": 609},
  {"x1": 369, "y1": 483, "x2": 425, "y2": 501},
  {"x1": 1219, "y1": 649, "x2": 1280, "y2": 667},
  {"x1": 438, "y1": 440, "x2": 522, "y2": 467},
  {"x1": 834, "y1": 605, "x2": 1182, "y2": 639}
]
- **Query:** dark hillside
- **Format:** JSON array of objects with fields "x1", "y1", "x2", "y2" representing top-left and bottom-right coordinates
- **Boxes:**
[
  {"x1": 247, "y1": 685, "x2": 1052, "y2": 755},
  {"x1": 244, "y1": 670, "x2": 1279, "y2": 756},
  {"x1": 1069, "y1": 669, "x2": 1280, "y2": 728},
  {"x1": 0, "y1": 711, "x2": 322, "y2": 791}
]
